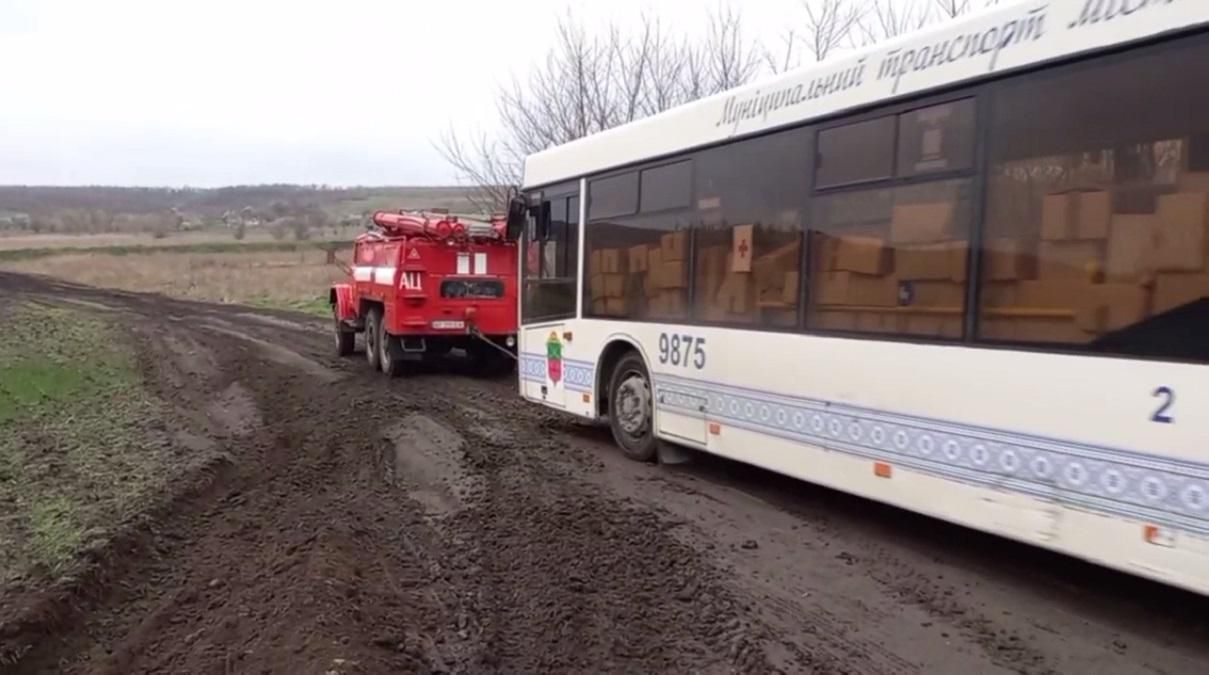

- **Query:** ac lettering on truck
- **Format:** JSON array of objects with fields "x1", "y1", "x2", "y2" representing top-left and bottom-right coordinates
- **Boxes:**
[{"x1": 659, "y1": 333, "x2": 706, "y2": 369}]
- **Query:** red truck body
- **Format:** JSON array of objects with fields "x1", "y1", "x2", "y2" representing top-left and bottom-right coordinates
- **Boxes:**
[{"x1": 330, "y1": 210, "x2": 518, "y2": 376}]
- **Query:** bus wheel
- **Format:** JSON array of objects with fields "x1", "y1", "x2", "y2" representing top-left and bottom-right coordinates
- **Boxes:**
[
  {"x1": 364, "y1": 307, "x2": 382, "y2": 371},
  {"x1": 333, "y1": 305, "x2": 354, "y2": 357},
  {"x1": 607, "y1": 352, "x2": 658, "y2": 462}
]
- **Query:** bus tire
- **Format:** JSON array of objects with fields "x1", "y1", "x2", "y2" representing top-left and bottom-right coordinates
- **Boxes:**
[
  {"x1": 364, "y1": 306, "x2": 382, "y2": 372},
  {"x1": 333, "y1": 305, "x2": 355, "y2": 357},
  {"x1": 607, "y1": 351, "x2": 658, "y2": 463}
]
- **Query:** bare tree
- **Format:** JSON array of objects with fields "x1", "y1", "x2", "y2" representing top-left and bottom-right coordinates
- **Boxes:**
[
  {"x1": 799, "y1": 0, "x2": 865, "y2": 63},
  {"x1": 857, "y1": 0, "x2": 934, "y2": 44},
  {"x1": 437, "y1": 6, "x2": 761, "y2": 212}
]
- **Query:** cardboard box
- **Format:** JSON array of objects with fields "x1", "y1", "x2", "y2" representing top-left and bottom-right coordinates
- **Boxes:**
[
  {"x1": 647, "y1": 246, "x2": 663, "y2": 273},
  {"x1": 1039, "y1": 241, "x2": 1104, "y2": 281},
  {"x1": 628, "y1": 244, "x2": 650, "y2": 274},
  {"x1": 1153, "y1": 272, "x2": 1209, "y2": 314},
  {"x1": 857, "y1": 312, "x2": 888, "y2": 333},
  {"x1": 603, "y1": 273, "x2": 625, "y2": 298},
  {"x1": 904, "y1": 280, "x2": 965, "y2": 307},
  {"x1": 891, "y1": 202, "x2": 956, "y2": 244},
  {"x1": 981, "y1": 281, "x2": 1018, "y2": 307},
  {"x1": 589, "y1": 249, "x2": 603, "y2": 273},
  {"x1": 814, "y1": 310, "x2": 857, "y2": 331},
  {"x1": 661, "y1": 231, "x2": 687, "y2": 262},
  {"x1": 1015, "y1": 279, "x2": 1088, "y2": 309},
  {"x1": 1014, "y1": 318, "x2": 1086, "y2": 343},
  {"x1": 782, "y1": 270, "x2": 800, "y2": 306},
  {"x1": 591, "y1": 299, "x2": 607, "y2": 315},
  {"x1": 732, "y1": 224, "x2": 754, "y2": 273},
  {"x1": 815, "y1": 235, "x2": 840, "y2": 271},
  {"x1": 1106, "y1": 214, "x2": 1159, "y2": 281},
  {"x1": 605, "y1": 297, "x2": 628, "y2": 316},
  {"x1": 716, "y1": 272, "x2": 750, "y2": 314},
  {"x1": 834, "y1": 236, "x2": 891, "y2": 275},
  {"x1": 1078, "y1": 190, "x2": 1112, "y2": 239},
  {"x1": 1178, "y1": 172, "x2": 1209, "y2": 193},
  {"x1": 896, "y1": 242, "x2": 954, "y2": 280},
  {"x1": 904, "y1": 315, "x2": 959, "y2": 338},
  {"x1": 599, "y1": 248, "x2": 622, "y2": 274},
  {"x1": 657, "y1": 260, "x2": 686, "y2": 289},
  {"x1": 1041, "y1": 193, "x2": 1075, "y2": 240},
  {"x1": 983, "y1": 238, "x2": 1035, "y2": 281},
  {"x1": 589, "y1": 273, "x2": 606, "y2": 301},
  {"x1": 813, "y1": 271, "x2": 898, "y2": 307},
  {"x1": 1152, "y1": 192, "x2": 1208, "y2": 272},
  {"x1": 1074, "y1": 283, "x2": 1148, "y2": 333},
  {"x1": 655, "y1": 290, "x2": 686, "y2": 316}
]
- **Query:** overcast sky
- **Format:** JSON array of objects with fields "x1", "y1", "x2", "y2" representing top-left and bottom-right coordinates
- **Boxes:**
[{"x1": 0, "y1": 0, "x2": 816, "y2": 187}]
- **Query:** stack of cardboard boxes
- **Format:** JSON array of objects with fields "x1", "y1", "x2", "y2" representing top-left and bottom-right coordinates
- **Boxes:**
[
  {"x1": 979, "y1": 183, "x2": 1209, "y2": 341},
  {"x1": 589, "y1": 231, "x2": 689, "y2": 318},
  {"x1": 813, "y1": 200, "x2": 966, "y2": 337},
  {"x1": 588, "y1": 247, "x2": 628, "y2": 316},
  {"x1": 649, "y1": 231, "x2": 689, "y2": 318}
]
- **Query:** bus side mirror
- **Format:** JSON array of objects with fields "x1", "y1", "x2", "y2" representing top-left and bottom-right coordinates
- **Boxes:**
[{"x1": 505, "y1": 196, "x2": 526, "y2": 241}]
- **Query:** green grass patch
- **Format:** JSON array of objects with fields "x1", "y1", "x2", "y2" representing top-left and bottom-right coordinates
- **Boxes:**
[
  {"x1": 245, "y1": 294, "x2": 331, "y2": 318},
  {"x1": 0, "y1": 302, "x2": 170, "y2": 584},
  {"x1": 27, "y1": 496, "x2": 85, "y2": 573}
]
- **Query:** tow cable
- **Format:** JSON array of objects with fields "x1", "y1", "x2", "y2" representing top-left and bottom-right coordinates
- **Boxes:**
[{"x1": 467, "y1": 322, "x2": 519, "y2": 361}]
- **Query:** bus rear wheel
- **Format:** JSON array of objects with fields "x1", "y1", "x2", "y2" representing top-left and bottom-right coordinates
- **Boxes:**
[{"x1": 607, "y1": 352, "x2": 658, "y2": 462}]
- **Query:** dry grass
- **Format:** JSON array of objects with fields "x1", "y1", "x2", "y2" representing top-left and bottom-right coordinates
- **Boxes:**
[
  {"x1": 2, "y1": 248, "x2": 347, "y2": 316},
  {"x1": 0, "y1": 226, "x2": 363, "y2": 252}
]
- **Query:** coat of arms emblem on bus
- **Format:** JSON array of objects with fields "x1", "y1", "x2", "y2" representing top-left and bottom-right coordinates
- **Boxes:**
[{"x1": 546, "y1": 331, "x2": 563, "y2": 384}]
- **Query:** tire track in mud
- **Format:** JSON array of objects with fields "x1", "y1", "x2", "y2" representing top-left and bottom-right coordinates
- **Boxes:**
[{"x1": 6, "y1": 272, "x2": 1209, "y2": 675}]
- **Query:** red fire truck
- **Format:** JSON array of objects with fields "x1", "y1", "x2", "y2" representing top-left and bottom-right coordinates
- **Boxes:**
[{"x1": 330, "y1": 208, "x2": 521, "y2": 377}]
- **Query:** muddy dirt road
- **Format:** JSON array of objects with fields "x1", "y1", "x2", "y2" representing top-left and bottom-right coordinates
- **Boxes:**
[{"x1": 2, "y1": 272, "x2": 1208, "y2": 674}]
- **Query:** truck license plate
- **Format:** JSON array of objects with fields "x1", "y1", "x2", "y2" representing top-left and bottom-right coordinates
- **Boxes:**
[{"x1": 431, "y1": 320, "x2": 465, "y2": 330}]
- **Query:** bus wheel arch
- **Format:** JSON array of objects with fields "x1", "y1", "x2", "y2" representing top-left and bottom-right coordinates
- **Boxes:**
[{"x1": 595, "y1": 339, "x2": 644, "y2": 418}]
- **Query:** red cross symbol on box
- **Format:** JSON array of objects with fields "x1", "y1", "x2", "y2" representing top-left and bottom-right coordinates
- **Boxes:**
[{"x1": 738, "y1": 239, "x2": 749, "y2": 258}]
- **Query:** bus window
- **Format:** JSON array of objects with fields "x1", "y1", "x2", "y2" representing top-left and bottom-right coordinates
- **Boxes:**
[
  {"x1": 522, "y1": 189, "x2": 579, "y2": 323},
  {"x1": 816, "y1": 116, "x2": 896, "y2": 189},
  {"x1": 897, "y1": 99, "x2": 976, "y2": 178},
  {"x1": 980, "y1": 37, "x2": 1209, "y2": 362},
  {"x1": 807, "y1": 178, "x2": 973, "y2": 338},
  {"x1": 586, "y1": 168, "x2": 692, "y2": 321},
  {"x1": 691, "y1": 127, "x2": 811, "y2": 328}
]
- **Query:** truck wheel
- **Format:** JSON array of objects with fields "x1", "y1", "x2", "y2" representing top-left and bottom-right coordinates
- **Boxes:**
[
  {"x1": 607, "y1": 351, "x2": 658, "y2": 462},
  {"x1": 333, "y1": 305, "x2": 354, "y2": 357},
  {"x1": 364, "y1": 307, "x2": 382, "y2": 371},
  {"x1": 378, "y1": 313, "x2": 406, "y2": 378}
]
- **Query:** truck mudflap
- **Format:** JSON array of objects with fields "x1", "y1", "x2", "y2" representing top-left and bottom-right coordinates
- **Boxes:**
[{"x1": 330, "y1": 284, "x2": 357, "y2": 323}]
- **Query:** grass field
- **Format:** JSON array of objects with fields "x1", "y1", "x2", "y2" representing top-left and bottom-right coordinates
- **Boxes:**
[
  {"x1": 1, "y1": 246, "x2": 350, "y2": 317},
  {"x1": 0, "y1": 226, "x2": 363, "y2": 253},
  {"x1": 0, "y1": 303, "x2": 169, "y2": 584}
]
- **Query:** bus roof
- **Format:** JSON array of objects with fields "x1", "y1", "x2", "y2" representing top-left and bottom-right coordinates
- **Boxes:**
[{"x1": 522, "y1": 0, "x2": 1208, "y2": 189}]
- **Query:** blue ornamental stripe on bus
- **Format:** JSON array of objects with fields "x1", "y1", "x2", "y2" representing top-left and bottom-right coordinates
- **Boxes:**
[
  {"x1": 520, "y1": 354, "x2": 594, "y2": 392},
  {"x1": 654, "y1": 372, "x2": 1209, "y2": 537}
]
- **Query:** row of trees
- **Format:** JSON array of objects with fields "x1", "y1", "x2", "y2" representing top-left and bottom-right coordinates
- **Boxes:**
[{"x1": 439, "y1": 0, "x2": 1001, "y2": 211}]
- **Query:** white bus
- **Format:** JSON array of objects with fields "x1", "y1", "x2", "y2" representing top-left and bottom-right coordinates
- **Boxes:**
[{"x1": 510, "y1": 0, "x2": 1209, "y2": 596}]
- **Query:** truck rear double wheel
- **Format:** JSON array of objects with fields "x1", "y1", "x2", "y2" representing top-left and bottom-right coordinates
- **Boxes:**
[{"x1": 366, "y1": 306, "x2": 406, "y2": 378}]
